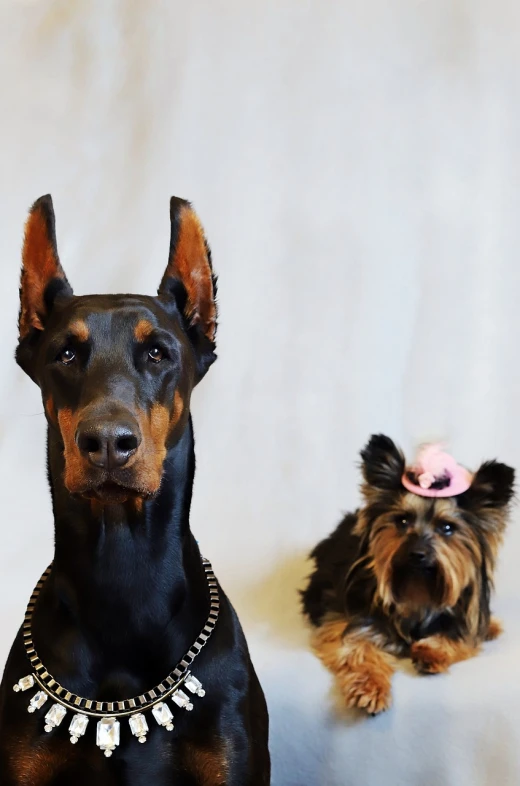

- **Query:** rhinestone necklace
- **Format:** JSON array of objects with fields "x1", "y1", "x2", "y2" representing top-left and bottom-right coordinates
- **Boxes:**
[{"x1": 13, "y1": 557, "x2": 219, "y2": 757}]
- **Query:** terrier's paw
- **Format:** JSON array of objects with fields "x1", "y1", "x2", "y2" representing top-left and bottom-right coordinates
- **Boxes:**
[
  {"x1": 339, "y1": 669, "x2": 392, "y2": 715},
  {"x1": 486, "y1": 616, "x2": 503, "y2": 642},
  {"x1": 411, "y1": 641, "x2": 450, "y2": 675}
]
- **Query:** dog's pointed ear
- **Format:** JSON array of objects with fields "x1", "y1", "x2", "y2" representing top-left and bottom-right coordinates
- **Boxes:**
[
  {"x1": 458, "y1": 460, "x2": 515, "y2": 511},
  {"x1": 18, "y1": 195, "x2": 73, "y2": 340},
  {"x1": 159, "y1": 197, "x2": 217, "y2": 340},
  {"x1": 360, "y1": 434, "x2": 405, "y2": 493},
  {"x1": 158, "y1": 197, "x2": 217, "y2": 380}
]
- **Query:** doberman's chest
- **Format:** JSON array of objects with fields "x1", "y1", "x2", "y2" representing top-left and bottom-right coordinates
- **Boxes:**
[
  {"x1": 0, "y1": 577, "x2": 241, "y2": 786},
  {"x1": 0, "y1": 626, "x2": 235, "y2": 786},
  {"x1": 4, "y1": 731, "x2": 229, "y2": 786}
]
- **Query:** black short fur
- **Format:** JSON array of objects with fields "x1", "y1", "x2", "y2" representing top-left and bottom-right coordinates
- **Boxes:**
[{"x1": 0, "y1": 195, "x2": 270, "y2": 785}]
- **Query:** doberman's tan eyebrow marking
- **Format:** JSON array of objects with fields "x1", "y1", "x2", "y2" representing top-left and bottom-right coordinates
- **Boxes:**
[
  {"x1": 69, "y1": 320, "x2": 89, "y2": 342},
  {"x1": 134, "y1": 319, "x2": 154, "y2": 342}
]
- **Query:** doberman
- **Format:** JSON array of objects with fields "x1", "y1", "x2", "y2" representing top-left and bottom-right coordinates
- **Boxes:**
[{"x1": 0, "y1": 196, "x2": 270, "y2": 785}]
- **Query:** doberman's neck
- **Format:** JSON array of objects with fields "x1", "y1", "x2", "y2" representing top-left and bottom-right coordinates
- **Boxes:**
[{"x1": 45, "y1": 417, "x2": 207, "y2": 648}]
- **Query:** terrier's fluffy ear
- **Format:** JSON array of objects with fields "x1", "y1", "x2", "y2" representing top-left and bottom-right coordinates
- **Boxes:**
[
  {"x1": 458, "y1": 461, "x2": 515, "y2": 512},
  {"x1": 360, "y1": 434, "x2": 405, "y2": 494}
]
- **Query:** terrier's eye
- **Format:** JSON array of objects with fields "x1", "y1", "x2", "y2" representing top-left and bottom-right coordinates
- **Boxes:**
[
  {"x1": 58, "y1": 348, "x2": 76, "y2": 365},
  {"x1": 438, "y1": 521, "x2": 455, "y2": 536},
  {"x1": 395, "y1": 515, "x2": 410, "y2": 529},
  {"x1": 148, "y1": 346, "x2": 164, "y2": 363}
]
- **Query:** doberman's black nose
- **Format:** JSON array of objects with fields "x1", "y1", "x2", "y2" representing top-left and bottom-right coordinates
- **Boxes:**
[{"x1": 76, "y1": 418, "x2": 141, "y2": 470}]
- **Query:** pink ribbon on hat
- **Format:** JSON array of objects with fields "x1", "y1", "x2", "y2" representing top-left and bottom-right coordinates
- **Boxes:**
[{"x1": 401, "y1": 443, "x2": 472, "y2": 498}]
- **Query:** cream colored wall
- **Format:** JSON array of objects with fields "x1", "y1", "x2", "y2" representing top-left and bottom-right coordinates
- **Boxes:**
[{"x1": 1, "y1": 2, "x2": 519, "y2": 784}]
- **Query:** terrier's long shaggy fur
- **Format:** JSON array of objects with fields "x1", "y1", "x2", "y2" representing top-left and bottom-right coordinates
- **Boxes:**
[{"x1": 301, "y1": 434, "x2": 515, "y2": 714}]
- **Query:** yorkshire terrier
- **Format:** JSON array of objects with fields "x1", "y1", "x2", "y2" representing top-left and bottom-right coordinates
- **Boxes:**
[{"x1": 301, "y1": 435, "x2": 515, "y2": 715}]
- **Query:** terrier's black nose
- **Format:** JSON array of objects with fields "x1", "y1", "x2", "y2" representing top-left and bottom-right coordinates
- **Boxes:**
[
  {"x1": 409, "y1": 546, "x2": 430, "y2": 565},
  {"x1": 76, "y1": 419, "x2": 141, "y2": 470}
]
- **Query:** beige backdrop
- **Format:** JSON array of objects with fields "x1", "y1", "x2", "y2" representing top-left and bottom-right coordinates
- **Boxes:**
[{"x1": 1, "y1": 2, "x2": 520, "y2": 784}]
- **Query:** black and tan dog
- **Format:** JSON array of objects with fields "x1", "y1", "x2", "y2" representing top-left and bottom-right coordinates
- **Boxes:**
[
  {"x1": 0, "y1": 196, "x2": 270, "y2": 784},
  {"x1": 302, "y1": 434, "x2": 514, "y2": 715}
]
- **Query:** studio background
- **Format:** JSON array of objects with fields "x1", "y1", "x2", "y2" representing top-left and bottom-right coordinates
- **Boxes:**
[{"x1": 1, "y1": 2, "x2": 520, "y2": 785}]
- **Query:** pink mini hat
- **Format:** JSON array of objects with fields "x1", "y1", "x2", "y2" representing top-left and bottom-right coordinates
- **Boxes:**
[{"x1": 401, "y1": 443, "x2": 473, "y2": 498}]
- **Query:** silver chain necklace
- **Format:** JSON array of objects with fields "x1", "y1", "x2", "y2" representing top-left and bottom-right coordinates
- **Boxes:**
[{"x1": 13, "y1": 557, "x2": 219, "y2": 757}]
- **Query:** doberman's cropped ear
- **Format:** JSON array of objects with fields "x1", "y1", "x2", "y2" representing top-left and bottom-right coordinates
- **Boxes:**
[
  {"x1": 158, "y1": 197, "x2": 217, "y2": 381},
  {"x1": 18, "y1": 195, "x2": 73, "y2": 340},
  {"x1": 159, "y1": 197, "x2": 217, "y2": 342}
]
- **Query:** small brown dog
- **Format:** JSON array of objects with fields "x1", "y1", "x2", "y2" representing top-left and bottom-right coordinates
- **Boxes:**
[{"x1": 301, "y1": 434, "x2": 515, "y2": 714}]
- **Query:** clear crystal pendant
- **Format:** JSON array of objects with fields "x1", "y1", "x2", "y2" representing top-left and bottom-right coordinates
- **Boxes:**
[
  {"x1": 13, "y1": 675, "x2": 35, "y2": 693},
  {"x1": 184, "y1": 674, "x2": 205, "y2": 698},
  {"x1": 69, "y1": 713, "x2": 89, "y2": 744},
  {"x1": 28, "y1": 691, "x2": 48, "y2": 713},
  {"x1": 172, "y1": 689, "x2": 193, "y2": 711},
  {"x1": 152, "y1": 702, "x2": 174, "y2": 731},
  {"x1": 44, "y1": 703, "x2": 67, "y2": 732},
  {"x1": 96, "y1": 717, "x2": 120, "y2": 757},
  {"x1": 129, "y1": 713, "x2": 149, "y2": 743}
]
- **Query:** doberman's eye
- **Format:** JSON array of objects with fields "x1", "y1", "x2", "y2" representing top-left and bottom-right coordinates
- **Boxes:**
[
  {"x1": 438, "y1": 520, "x2": 455, "y2": 536},
  {"x1": 148, "y1": 346, "x2": 164, "y2": 363},
  {"x1": 58, "y1": 348, "x2": 76, "y2": 365}
]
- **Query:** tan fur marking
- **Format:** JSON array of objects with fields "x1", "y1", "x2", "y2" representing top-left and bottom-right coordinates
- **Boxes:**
[
  {"x1": 166, "y1": 206, "x2": 216, "y2": 340},
  {"x1": 149, "y1": 403, "x2": 169, "y2": 471},
  {"x1": 411, "y1": 634, "x2": 480, "y2": 674},
  {"x1": 129, "y1": 398, "x2": 186, "y2": 497},
  {"x1": 19, "y1": 208, "x2": 66, "y2": 338},
  {"x1": 182, "y1": 740, "x2": 229, "y2": 785},
  {"x1": 45, "y1": 396, "x2": 56, "y2": 424},
  {"x1": 465, "y1": 584, "x2": 482, "y2": 639},
  {"x1": 57, "y1": 408, "x2": 86, "y2": 493},
  {"x1": 312, "y1": 620, "x2": 396, "y2": 714},
  {"x1": 171, "y1": 389, "x2": 184, "y2": 429},
  {"x1": 130, "y1": 404, "x2": 169, "y2": 496},
  {"x1": 69, "y1": 319, "x2": 89, "y2": 342},
  {"x1": 486, "y1": 616, "x2": 503, "y2": 641},
  {"x1": 134, "y1": 319, "x2": 154, "y2": 342},
  {"x1": 369, "y1": 526, "x2": 401, "y2": 609},
  {"x1": 434, "y1": 536, "x2": 480, "y2": 610},
  {"x1": 8, "y1": 738, "x2": 72, "y2": 785}
]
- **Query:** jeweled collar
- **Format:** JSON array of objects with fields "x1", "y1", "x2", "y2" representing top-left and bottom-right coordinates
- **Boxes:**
[{"x1": 13, "y1": 557, "x2": 219, "y2": 757}]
